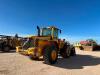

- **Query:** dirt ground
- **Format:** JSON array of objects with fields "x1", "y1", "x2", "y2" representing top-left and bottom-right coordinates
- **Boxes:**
[{"x1": 0, "y1": 50, "x2": 100, "y2": 75}]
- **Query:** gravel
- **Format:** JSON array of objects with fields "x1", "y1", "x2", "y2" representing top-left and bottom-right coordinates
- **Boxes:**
[{"x1": 0, "y1": 50, "x2": 100, "y2": 75}]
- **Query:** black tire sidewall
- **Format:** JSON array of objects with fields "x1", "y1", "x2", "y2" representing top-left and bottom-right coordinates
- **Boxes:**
[
  {"x1": 50, "y1": 46, "x2": 58, "y2": 63},
  {"x1": 70, "y1": 47, "x2": 76, "y2": 56},
  {"x1": 43, "y1": 46, "x2": 58, "y2": 64},
  {"x1": 66, "y1": 47, "x2": 71, "y2": 57},
  {"x1": 60, "y1": 44, "x2": 71, "y2": 58}
]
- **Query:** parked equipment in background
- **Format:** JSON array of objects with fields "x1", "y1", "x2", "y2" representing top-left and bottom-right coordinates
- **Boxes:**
[
  {"x1": 74, "y1": 39, "x2": 100, "y2": 51},
  {"x1": 0, "y1": 34, "x2": 22, "y2": 52},
  {"x1": 74, "y1": 42, "x2": 82, "y2": 50},
  {"x1": 16, "y1": 26, "x2": 76, "y2": 64}
]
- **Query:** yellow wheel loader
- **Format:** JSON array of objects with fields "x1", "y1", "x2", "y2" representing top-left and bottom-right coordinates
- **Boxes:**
[{"x1": 16, "y1": 26, "x2": 76, "y2": 64}]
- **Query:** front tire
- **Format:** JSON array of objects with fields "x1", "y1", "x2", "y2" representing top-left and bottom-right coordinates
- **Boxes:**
[{"x1": 43, "y1": 46, "x2": 58, "y2": 64}]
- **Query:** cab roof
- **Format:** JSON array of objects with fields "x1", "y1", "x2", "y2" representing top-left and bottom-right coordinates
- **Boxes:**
[{"x1": 42, "y1": 26, "x2": 59, "y2": 30}]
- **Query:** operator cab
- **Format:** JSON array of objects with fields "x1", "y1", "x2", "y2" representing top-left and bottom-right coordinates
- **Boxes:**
[{"x1": 39, "y1": 26, "x2": 61, "y2": 39}]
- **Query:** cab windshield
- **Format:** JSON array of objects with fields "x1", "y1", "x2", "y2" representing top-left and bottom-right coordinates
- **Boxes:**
[{"x1": 41, "y1": 28, "x2": 52, "y2": 36}]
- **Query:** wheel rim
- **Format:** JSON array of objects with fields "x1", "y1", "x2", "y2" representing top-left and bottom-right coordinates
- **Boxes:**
[{"x1": 51, "y1": 50, "x2": 57, "y2": 61}]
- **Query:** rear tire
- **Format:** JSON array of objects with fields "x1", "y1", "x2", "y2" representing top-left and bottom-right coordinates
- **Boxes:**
[
  {"x1": 60, "y1": 44, "x2": 71, "y2": 58},
  {"x1": 70, "y1": 47, "x2": 76, "y2": 56},
  {"x1": 43, "y1": 46, "x2": 58, "y2": 64}
]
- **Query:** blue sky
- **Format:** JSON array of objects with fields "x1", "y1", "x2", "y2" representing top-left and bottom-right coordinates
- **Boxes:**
[{"x1": 0, "y1": 0, "x2": 100, "y2": 43}]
